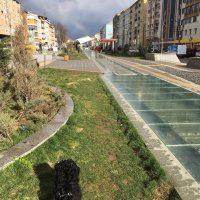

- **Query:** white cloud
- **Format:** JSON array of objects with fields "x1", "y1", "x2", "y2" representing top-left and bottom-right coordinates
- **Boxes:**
[{"x1": 18, "y1": 0, "x2": 136, "y2": 39}]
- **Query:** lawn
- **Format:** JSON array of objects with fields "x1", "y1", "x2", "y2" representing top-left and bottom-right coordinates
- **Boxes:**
[
  {"x1": 0, "y1": 69, "x2": 181, "y2": 200},
  {"x1": 58, "y1": 48, "x2": 88, "y2": 60}
]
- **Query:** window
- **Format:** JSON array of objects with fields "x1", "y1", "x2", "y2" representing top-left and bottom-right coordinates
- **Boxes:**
[
  {"x1": 194, "y1": 28, "x2": 197, "y2": 34},
  {"x1": 189, "y1": 29, "x2": 192, "y2": 35},
  {"x1": 185, "y1": 30, "x2": 187, "y2": 35},
  {"x1": 193, "y1": 16, "x2": 197, "y2": 22}
]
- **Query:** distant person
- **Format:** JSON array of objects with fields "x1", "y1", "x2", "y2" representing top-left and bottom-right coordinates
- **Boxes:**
[{"x1": 80, "y1": 45, "x2": 83, "y2": 53}]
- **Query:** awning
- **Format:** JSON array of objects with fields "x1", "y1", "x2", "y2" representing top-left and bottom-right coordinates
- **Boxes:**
[{"x1": 174, "y1": 38, "x2": 200, "y2": 44}]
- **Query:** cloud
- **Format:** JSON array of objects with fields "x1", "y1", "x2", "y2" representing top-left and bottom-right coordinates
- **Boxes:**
[{"x1": 18, "y1": 0, "x2": 136, "y2": 39}]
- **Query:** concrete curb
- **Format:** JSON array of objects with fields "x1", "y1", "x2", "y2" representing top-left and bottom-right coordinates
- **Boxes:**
[
  {"x1": 100, "y1": 74, "x2": 200, "y2": 200},
  {"x1": 0, "y1": 94, "x2": 74, "y2": 170},
  {"x1": 187, "y1": 57, "x2": 200, "y2": 68}
]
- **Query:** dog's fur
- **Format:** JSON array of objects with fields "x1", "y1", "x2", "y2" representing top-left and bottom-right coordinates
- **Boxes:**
[{"x1": 51, "y1": 159, "x2": 82, "y2": 200}]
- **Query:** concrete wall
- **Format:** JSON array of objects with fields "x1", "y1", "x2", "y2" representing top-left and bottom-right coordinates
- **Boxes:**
[
  {"x1": 145, "y1": 53, "x2": 180, "y2": 63},
  {"x1": 187, "y1": 57, "x2": 200, "y2": 68},
  {"x1": 33, "y1": 53, "x2": 55, "y2": 63}
]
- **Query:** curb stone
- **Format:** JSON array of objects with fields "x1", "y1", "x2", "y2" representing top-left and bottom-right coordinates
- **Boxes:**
[{"x1": 0, "y1": 93, "x2": 74, "y2": 170}]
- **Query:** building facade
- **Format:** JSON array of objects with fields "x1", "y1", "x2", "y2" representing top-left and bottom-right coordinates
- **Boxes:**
[
  {"x1": 0, "y1": 0, "x2": 21, "y2": 37},
  {"x1": 131, "y1": 0, "x2": 147, "y2": 49},
  {"x1": 176, "y1": 0, "x2": 200, "y2": 48},
  {"x1": 100, "y1": 21, "x2": 113, "y2": 40},
  {"x1": 146, "y1": 0, "x2": 180, "y2": 51},
  {"x1": 27, "y1": 12, "x2": 41, "y2": 49},
  {"x1": 118, "y1": 9, "x2": 126, "y2": 47},
  {"x1": 146, "y1": 0, "x2": 162, "y2": 51},
  {"x1": 27, "y1": 13, "x2": 56, "y2": 50}
]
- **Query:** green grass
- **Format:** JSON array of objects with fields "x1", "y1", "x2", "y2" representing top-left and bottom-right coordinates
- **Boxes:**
[
  {"x1": 68, "y1": 50, "x2": 88, "y2": 60},
  {"x1": 106, "y1": 52, "x2": 145, "y2": 59},
  {"x1": 58, "y1": 50, "x2": 88, "y2": 60},
  {"x1": 0, "y1": 69, "x2": 181, "y2": 200}
]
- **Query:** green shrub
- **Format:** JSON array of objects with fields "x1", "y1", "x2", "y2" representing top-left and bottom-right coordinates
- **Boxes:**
[
  {"x1": 0, "y1": 112, "x2": 17, "y2": 143},
  {"x1": 63, "y1": 47, "x2": 68, "y2": 54},
  {"x1": 28, "y1": 112, "x2": 48, "y2": 124},
  {"x1": 25, "y1": 122, "x2": 40, "y2": 133},
  {"x1": 0, "y1": 37, "x2": 12, "y2": 75},
  {"x1": 24, "y1": 98, "x2": 46, "y2": 114},
  {"x1": 0, "y1": 91, "x2": 15, "y2": 113},
  {"x1": 57, "y1": 53, "x2": 66, "y2": 57}
]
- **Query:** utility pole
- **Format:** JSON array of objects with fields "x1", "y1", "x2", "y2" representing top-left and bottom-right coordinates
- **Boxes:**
[{"x1": 161, "y1": 11, "x2": 166, "y2": 54}]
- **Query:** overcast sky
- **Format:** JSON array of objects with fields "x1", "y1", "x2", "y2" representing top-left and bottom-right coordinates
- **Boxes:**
[{"x1": 17, "y1": 0, "x2": 136, "y2": 40}]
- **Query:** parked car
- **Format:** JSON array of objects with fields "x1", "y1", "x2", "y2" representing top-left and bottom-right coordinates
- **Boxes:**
[
  {"x1": 186, "y1": 48, "x2": 196, "y2": 57},
  {"x1": 153, "y1": 49, "x2": 161, "y2": 53},
  {"x1": 195, "y1": 49, "x2": 200, "y2": 57},
  {"x1": 168, "y1": 45, "x2": 187, "y2": 58},
  {"x1": 129, "y1": 49, "x2": 139, "y2": 53},
  {"x1": 95, "y1": 46, "x2": 101, "y2": 52},
  {"x1": 48, "y1": 48, "x2": 53, "y2": 51}
]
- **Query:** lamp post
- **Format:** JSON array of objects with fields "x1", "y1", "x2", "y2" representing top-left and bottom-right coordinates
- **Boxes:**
[
  {"x1": 161, "y1": 11, "x2": 166, "y2": 54},
  {"x1": 141, "y1": 20, "x2": 146, "y2": 50}
]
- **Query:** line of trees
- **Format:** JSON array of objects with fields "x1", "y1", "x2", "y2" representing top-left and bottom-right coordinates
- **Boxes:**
[{"x1": 54, "y1": 22, "x2": 68, "y2": 48}]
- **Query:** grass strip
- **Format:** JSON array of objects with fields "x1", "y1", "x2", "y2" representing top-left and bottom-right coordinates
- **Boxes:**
[{"x1": 0, "y1": 69, "x2": 181, "y2": 200}]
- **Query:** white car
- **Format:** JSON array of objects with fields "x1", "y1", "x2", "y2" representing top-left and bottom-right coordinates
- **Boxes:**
[
  {"x1": 129, "y1": 49, "x2": 139, "y2": 53},
  {"x1": 195, "y1": 49, "x2": 200, "y2": 57}
]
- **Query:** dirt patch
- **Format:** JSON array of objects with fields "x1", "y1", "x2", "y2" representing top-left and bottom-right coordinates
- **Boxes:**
[
  {"x1": 77, "y1": 128, "x2": 83, "y2": 133},
  {"x1": 109, "y1": 154, "x2": 117, "y2": 162},
  {"x1": 64, "y1": 70, "x2": 100, "y2": 75},
  {"x1": 67, "y1": 82, "x2": 76, "y2": 85}
]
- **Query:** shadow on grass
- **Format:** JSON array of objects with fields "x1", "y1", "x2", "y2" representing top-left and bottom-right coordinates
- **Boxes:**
[{"x1": 34, "y1": 163, "x2": 55, "y2": 200}]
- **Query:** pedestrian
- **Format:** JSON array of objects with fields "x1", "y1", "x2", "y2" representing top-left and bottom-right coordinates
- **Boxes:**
[{"x1": 80, "y1": 45, "x2": 83, "y2": 53}]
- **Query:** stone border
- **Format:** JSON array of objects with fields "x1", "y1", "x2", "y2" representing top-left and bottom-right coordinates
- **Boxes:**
[
  {"x1": 187, "y1": 57, "x2": 200, "y2": 69},
  {"x1": 0, "y1": 93, "x2": 74, "y2": 170},
  {"x1": 100, "y1": 75, "x2": 200, "y2": 200},
  {"x1": 145, "y1": 53, "x2": 180, "y2": 63}
]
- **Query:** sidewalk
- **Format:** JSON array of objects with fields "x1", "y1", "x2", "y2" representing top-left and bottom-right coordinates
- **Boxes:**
[{"x1": 46, "y1": 58, "x2": 104, "y2": 73}]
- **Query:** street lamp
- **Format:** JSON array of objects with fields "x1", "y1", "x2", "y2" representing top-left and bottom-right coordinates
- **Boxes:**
[
  {"x1": 161, "y1": 10, "x2": 167, "y2": 54},
  {"x1": 141, "y1": 20, "x2": 146, "y2": 49}
]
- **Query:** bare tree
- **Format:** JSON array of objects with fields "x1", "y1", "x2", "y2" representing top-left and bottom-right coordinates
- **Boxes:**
[
  {"x1": 12, "y1": 12, "x2": 43, "y2": 105},
  {"x1": 54, "y1": 22, "x2": 68, "y2": 48}
]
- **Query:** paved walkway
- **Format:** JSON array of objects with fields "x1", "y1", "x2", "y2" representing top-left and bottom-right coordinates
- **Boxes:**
[{"x1": 46, "y1": 58, "x2": 104, "y2": 73}]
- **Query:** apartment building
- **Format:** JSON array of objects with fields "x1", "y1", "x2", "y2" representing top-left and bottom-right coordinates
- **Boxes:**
[
  {"x1": 163, "y1": 0, "x2": 179, "y2": 49},
  {"x1": 124, "y1": 7, "x2": 131, "y2": 47},
  {"x1": 87, "y1": 32, "x2": 100, "y2": 47},
  {"x1": 27, "y1": 12, "x2": 42, "y2": 49},
  {"x1": 27, "y1": 12, "x2": 56, "y2": 49},
  {"x1": 176, "y1": 0, "x2": 200, "y2": 48},
  {"x1": 49, "y1": 24, "x2": 56, "y2": 48},
  {"x1": 100, "y1": 21, "x2": 113, "y2": 39},
  {"x1": 118, "y1": 9, "x2": 127, "y2": 47},
  {"x1": 147, "y1": 0, "x2": 179, "y2": 51},
  {"x1": 146, "y1": 0, "x2": 162, "y2": 50},
  {"x1": 0, "y1": 0, "x2": 21, "y2": 37},
  {"x1": 113, "y1": 13, "x2": 120, "y2": 40},
  {"x1": 38, "y1": 15, "x2": 51, "y2": 48},
  {"x1": 131, "y1": 0, "x2": 147, "y2": 49}
]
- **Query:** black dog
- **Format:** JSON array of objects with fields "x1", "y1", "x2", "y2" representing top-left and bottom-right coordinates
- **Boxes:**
[{"x1": 51, "y1": 159, "x2": 82, "y2": 200}]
